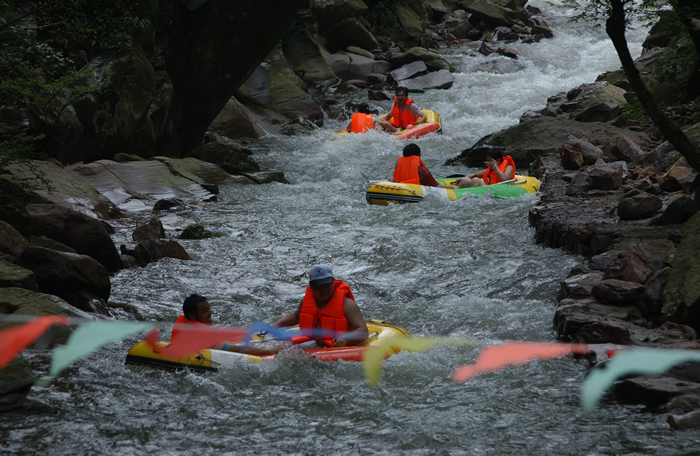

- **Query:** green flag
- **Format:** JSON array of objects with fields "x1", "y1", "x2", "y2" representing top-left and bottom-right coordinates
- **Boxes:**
[{"x1": 581, "y1": 349, "x2": 700, "y2": 412}]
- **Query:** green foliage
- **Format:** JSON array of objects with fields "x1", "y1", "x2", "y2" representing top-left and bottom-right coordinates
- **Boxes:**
[
  {"x1": 366, "y1": 0, "x2": 399, "y2": 36},
  {"x1": 560, "y1": 0, "x2": 670, "y2": 29},
  {"x1": 29, "y1": 0, "x2": 151, "y2": 55},
  {"x1": 0, "y1": 135, "x2": 55, "y2": 193},
  {"x1": 621, "y1": 98, "x2": 649, "y2": 119}
]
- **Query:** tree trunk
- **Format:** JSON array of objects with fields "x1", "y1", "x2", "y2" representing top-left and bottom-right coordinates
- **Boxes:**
[
  {"x1": 674, "y1": 0, "x2": 700, "y2": 99},
  {"x1": 606, "y1": 0, "x2": 700, "y2": 170}
]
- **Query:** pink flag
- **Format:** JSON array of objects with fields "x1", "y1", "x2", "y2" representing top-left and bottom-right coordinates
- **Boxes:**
[
  {"x1": 452, "y1": 342, "x2": 589, "y2": 383},
  {"x1": 0, "y1": 316, "x2": 71, "y2": 370},
  {"x1": 145, "y1": 324, "x2": 248, "y2": 357}
]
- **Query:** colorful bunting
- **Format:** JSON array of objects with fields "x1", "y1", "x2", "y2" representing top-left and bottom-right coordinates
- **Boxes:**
[
  {"x1": 147, "y1": 324, "x2": 249, "y2": 357},
  {"x1": 0, "y1": 316, "x2": 70, "y2": 370},
  {"x1": 362, "y1": 337, "x2": 474, "y2": 387},
  {"x1": 452, "y1": 342, "x2": 589, "y2": 383},
  {"x1": 49, "y1": 321, "x2": 154, "y2": 377},
  {"x1": 581, "y1": 348, "x2": 700, "y2": 412}
]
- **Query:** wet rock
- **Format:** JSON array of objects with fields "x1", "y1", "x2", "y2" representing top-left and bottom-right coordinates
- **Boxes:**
[
  {"x1": 573, "y1": 321, "x2": 632, "y2": 345},
  {"x1": 612, "y1": 136, "x2": 646, "y2": 162},
  {"x1": 186, "y1": 142, "x2": 260, "y2": 175},
  {"x1": 399, "y1": 69, "x2": 454, "y2": 91},
  {"x1": 617, "y1": 244, "x2": 663, "y2": 284},
  {"x1": 563, "y1": 137, "x2": 603, "y2": 166},
  {"x1": 368, "y1": 90, "x2": 391, "y2": 100},
  {"x1": 390, "y1": 47, "x2": 454, "y2": 72},
  {"x1": 30, "y1": 235, "x2": 76, "y2": 253},
  {"x1": 367, "y1": 73, "x2": 387, "y2": 84},
  {"x1": 614, "y1": 376, "x2": 700, "y2": 409},
  {"x1": 63, "y1": 290, "x2": 112, "y2": 315},
  {"x1": 566, "y1": 170, "x2": 591, "y2": 195},
  {"x1": 658, "y1": 321, "x2": 697, "y2": 341},
  {"x1": 652, "y1": 196, "x2": 700, "y2": 225},
  {"x1": 622, "y1": 178, "x2": 654, "y2": 193},
  {"x1": 25, "y1": 204, "x2": 121, "y2": 273},
  {"x1": 153, "y1": 198, "x2": 187, "y2": 212},
  {"x1": 0, "y1": 259, "x2": 37, "y2": 291},
  {"x1": 0, "y1": 358, "x2": 35, "y2": 413},
  {"x1": 141, "y1": 240, "x2": 191, "y2": 262},
  {"x1": 618, "y1": 193, "x2": 662, "y2": 220},
  {"x1": 559, "y1": 272, "x2": 604, "y2": 300},
  {"x1": 560, "y1": 145, "x2": 583, "y2": 170},
  {"x1": 240, "y1": 171, "x2": 289, "y2": 184},
  {"x1": 588, "y1": 160, "x2": 623, "y2": 191},
  {"x1": 15, "y1": 246, "x2": 111, "y2": 301},
  {"x1": 591, "y1": 279, "x2": 646, "y2": 306},
  {"x1": 554, "y1": 298, "x2": 642, "y2": 341},
  {"x1": 0, "y1": 287, "x2": 94, "y2": 348},
  {"x1": 657, "y1": 393, "x2": 700, "y2": 414},
  {"x1": 658, "y1": 157, "x2": 696, "y2": 193},
  {"x1": 132, "y1": 218, "x2": 165, "y2": 242},
  {"x1": 0, "y1": 220, "x2": 29, "y2": 260},
  {"x1": 389, "y1": 61, "x2": 428, "y2": 83},
  {"x1": 179, "y1": 224, "x2": 220, "y2": 240},
  {"x1": 668, "y1": 410, "x2": 700, "y2": 430},
  {"x1": 573, "y1": 102, "x2": 620, "y2": 123},
  {"x1": 326, "y1": 52, "x2": 393, "y2": 82},
  {"x1": 644, "y1": 266, "x2": 671, "y2": 315},
  {"x1": 0, "y1": 195, "x2": 33, "y2": 239}
]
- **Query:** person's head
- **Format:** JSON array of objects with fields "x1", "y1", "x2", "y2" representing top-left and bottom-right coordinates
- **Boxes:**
[
  {"x1": 356, "y1": 103, "x2": 371, "y2": 115},
  {"x1": 308, "y1": 264, "x2": 336, "y2": 304},
  {"x1": 183, "y1": 293, "x2": 212, "y2": 324},
  {"x1": 485, "y1": 147, "x2": 504, "y2": 163},
  {"x1": 403, "y1": 143, "x2": 421, "y2": 157},
  {"x1": 395, "y1": 87, "x2": 409, "y2": 98}
]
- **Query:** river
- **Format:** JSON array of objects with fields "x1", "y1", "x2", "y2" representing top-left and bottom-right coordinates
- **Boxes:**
[{"x1": 3, "y1": 1, "x2": 699, "y2": 454}]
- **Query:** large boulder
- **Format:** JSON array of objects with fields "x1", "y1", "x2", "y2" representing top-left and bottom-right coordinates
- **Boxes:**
[
  {"x1": 664, "y1": 212, "x2": 700, "y2": 331},
  {"x1": 465, "y1": 0, "x2": 534, "y2": 29},
  {"x1": 15, "y1": 246, "x2": 111, "y2": 302},
  {"x1": 0, "y1": 287, "x2": 94, "y2": 349},
  {"x1": 236, "y1": 44, "x2": 324, "y2": 127},
  {"x1": 448, "y1": 116, "x2": 647, "y2": 168},
  {"x1": 390, "y1": 47, "x2": 455, "y2": 72},
  {"x1": 209, "y1": 97, "x2": 268, "y2": 139},
  {"x1": 67, "y1": 159, "x2": 222, "y2": 212},
  {"x1": 310, "y1": 0, "x2": 377, "y2": 51},
  {"x1": 0, "y1": 220, "x2": 29, "y2": 260},
  {"x1": 282, "y1": 10, "x2": 338, "y2": 85},
  {"x1": 0, "y1": 259, "x2": 37, "y2": 291},
  {"x1": 0, "y1": 161, "x2": 123, "y2": 220},
  {"x1": 324, "y1": 52, "x2": 394, "y2": 82},
  {"x1": 395, "y1": 6, "x2": 424, "y2": 38},
  {"x1": 0, "y1": 358, "x2": 35, "y2": 413},
  {"x1": 399, "y1": 70, "x2": 455, "y2": 91},
  {"x1": 186, "y1": 143, "x2": 260, "y2": 175},
  {"x1": 25, "y1": 204, "x2": 121, "y2": 273}
]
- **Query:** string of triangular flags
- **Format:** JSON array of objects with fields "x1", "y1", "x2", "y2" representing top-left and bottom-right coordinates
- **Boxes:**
[{"x1": 2, "y1": 316, "x2": 698, "y2": 411}]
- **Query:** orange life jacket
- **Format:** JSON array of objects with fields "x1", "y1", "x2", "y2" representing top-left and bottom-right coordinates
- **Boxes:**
[
  {"x1": 295, "y1": 280, "x2": 354, "y2": 346},
  {"x1": 389, "y1": 97, "x2": 418, "y2": 129},
  {"x1": 483, "y1": 155, "x2": 516, "y2": 185},
  {"x1": 171, "y1": 314, "x2": 207, "y2": 342},
  {"x1": 393, "y1": 155, "x2": 427, "y2": 185},
  {"x1": 350, "y1": 113, "x2": 375, "y2": 133}
]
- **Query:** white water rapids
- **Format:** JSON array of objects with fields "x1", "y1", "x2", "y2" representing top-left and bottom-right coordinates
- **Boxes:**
[{"x1": 3, "y1": 1, "x2": 699, "y2": 454}]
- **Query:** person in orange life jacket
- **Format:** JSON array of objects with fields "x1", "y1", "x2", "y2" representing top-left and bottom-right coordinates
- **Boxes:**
[
  {"x1": 393, "y1": 144, "x2": 457, "y2": 189},
  {"x1": 273, "y1": 264, "x2": 369, "y2": 347},
  {"x1": 455, "y1": 147, "x2": 516, "y2": 188},
  {"x1": 172, "y1": 294, "x2": 280, "y2": 356},
  {"x1": 383, "y1": 87, "x2": 427, "y2": 133},
  {"x1": 343, "y1": 103, "x2": 399, "y2": 134}
]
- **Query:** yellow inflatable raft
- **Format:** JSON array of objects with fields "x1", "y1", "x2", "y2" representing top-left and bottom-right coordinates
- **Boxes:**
[
  {"x1": 366, "y1": 175, "x2": 540, "y2": 205},
  {"x1": 125, "y1": 320, "x2": 411, "y2": 372}
]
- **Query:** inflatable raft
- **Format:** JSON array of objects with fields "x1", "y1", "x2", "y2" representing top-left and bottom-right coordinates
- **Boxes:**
[
  {"x1": 125, "y1": 320, "x2": 411, "y2": 372},
  {"x1": 338, "y1": 110, "x2": 441, "y2": 140},
  {"x1": 365, "y1": 175, "x2": 540, "y2": 206}
]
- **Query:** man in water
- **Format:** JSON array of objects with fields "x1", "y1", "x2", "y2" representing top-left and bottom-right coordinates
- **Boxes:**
[
  {"x1": 344, "y1": 103, "x2": 399, "y2": 134},
  {"x1": 384, "y1": 87, "x2": 427, "y2": 132},
  {"x1": 172, "y1": 294, "x2": 280, "y2": 356},
  {"x1": 393, "y1": 144, "x2": 457, "y2": 189},
  {"x1": 274, "y1": 264, "x2": 369, "y2": 347}
]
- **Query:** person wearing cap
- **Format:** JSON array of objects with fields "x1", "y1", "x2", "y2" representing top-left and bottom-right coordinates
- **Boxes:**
[
  {"x1": 172, "y1": 293, "x2": 280, "y2": 356},
  {"x1": 274, "y1": 264, "x2": 369, "y2": 347},
  {"x1": 343, "y1": 103, "x2": 398, "y2": 134},
  {"x1": 455, "y1": 147, "x2": 515, "y2": 188},
  {"x1": 393, "y1": 143, "x2": 457, "y2": 189}
]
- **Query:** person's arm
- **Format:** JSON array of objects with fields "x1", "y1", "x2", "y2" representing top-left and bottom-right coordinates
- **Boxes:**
[
  {"x1": 220, "y1": 342, "x2": 281, "y2": 356},
  {"x1": 467, "y1": 169, "x2": 487, "y2": 179},
  {"x1": 412, "y1": 106, "x2": 427, "y2": 126},
  {"x1": 494, "y1": 165, "x2": 514, "y2": 182},
  {"x1": 374, "y1": 117, "x2": 398, "y2": 132},
  {"x1": 273, "y1": 301, "x2": 302, "y2": 327},
  {"x1": 332, "y1": 297, "x2": 369, "y2": 347}
]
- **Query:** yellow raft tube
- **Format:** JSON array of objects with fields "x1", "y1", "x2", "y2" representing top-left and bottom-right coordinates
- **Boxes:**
[{"x1": 125, "y1": 320, "x2": 411, "y2": 372}]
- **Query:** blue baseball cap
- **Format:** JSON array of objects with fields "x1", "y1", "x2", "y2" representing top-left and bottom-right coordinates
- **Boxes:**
[{"x1": 309, "y1": 264, "x2": 334, "y2": 286}]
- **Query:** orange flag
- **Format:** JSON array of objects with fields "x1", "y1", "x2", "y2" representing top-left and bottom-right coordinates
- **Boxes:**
[
  {"x1": 0, "y1": 316, "x2": 71, "y2": 370},
  {"x1": 452, "y1": 342, "x2": 589, "y2": 383},
  {"x1": 145, "y1": 324, "x2": 248, "y2": 357}
]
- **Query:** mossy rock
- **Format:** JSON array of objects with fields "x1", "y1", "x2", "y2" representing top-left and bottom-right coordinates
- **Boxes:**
[
  {"x1": 179, "y1": 224, "x2": 222, "y2": 240},
  {"x1": 185, "y1": 142, "x2": 260, "y2": 175}
]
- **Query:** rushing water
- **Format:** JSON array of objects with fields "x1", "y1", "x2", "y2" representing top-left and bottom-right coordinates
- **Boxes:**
[{"x1": 3, "y1": 2, "x2": 699, "y2": 454}]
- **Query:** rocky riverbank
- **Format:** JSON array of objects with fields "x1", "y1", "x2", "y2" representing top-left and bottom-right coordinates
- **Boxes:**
[{"x1": 445, "y1": 14, "x2": 700, "y2": 428}]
